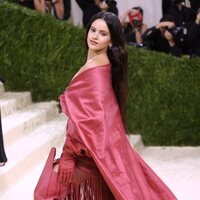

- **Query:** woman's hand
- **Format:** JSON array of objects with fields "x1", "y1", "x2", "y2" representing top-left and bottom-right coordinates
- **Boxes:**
[
  {"x1": 58, "y1": 160, "x2": 75, "y2": 186},
  {"x1": 98, "y1": 0, "x2": 109, "y2": 11},
  {"x1": 195, "y1": 12, "x2": 200, "y2": 25},
  {"x1": 156, "y1": 21, "x2": 175, "y2": 30}
]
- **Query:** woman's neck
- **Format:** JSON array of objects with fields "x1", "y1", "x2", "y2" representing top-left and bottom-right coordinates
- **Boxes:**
[{"x1": 87, "y1": 49, "x2": 108, "y2": 63}]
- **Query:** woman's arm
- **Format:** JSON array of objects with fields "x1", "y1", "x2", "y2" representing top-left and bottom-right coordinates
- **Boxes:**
[
  {"x1": 34, "y1": 0, "x2": 46, "y2": 14},
  {"x1": 135, "y1": 23, "x2": 148, "y2": 44},
  {"x1": 53, "y1": 0, "x2": 65, "y2": 20},
  {"x1": 119, "y1": 10, "x2": 130, "y2": 27}
]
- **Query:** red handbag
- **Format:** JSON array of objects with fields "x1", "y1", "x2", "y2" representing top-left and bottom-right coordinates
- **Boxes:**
[{"x1": 34, "y1": 147, "x2": 68, "y2": 200}]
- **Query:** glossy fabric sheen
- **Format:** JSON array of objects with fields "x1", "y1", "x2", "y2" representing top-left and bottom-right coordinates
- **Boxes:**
[{"x1": 59, "y1": 64, "x2": 177, "y2": 200}]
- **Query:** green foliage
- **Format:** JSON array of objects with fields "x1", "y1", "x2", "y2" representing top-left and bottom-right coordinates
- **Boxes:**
[
  {"x1": 127, "y1": 47, "x2": 200, "y2": 145},
  {"x1": 1, "y1": 2, "x2": 200, "y2": 145},
  {"x1": 0, "y1": 1, "x2": 86, "y2": 101}
]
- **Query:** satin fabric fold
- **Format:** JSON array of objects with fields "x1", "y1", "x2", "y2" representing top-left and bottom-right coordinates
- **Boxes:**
[{"x1": 59, "y1": 64, "x2": 177, "y2": 200}]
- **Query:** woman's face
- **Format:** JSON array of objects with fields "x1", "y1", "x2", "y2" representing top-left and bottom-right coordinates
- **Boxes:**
[{"x1": 87, "y1": 19, "x2": 111, "y2": 52}]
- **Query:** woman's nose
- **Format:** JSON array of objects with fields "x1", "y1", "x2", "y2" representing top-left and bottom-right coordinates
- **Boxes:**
[{"x1": 92, "y1": 32, "x2": 98, "y2": 39}]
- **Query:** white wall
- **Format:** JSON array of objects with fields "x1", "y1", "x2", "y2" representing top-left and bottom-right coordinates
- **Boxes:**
[
  {"x1": 71, "y1": 0, "x2": 163, "y2": 28},
  {"x1": 71, "y1": 0, "x2": 83, "y2": 26}
]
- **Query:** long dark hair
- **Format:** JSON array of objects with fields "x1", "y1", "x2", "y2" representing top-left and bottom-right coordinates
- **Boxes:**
[{"x1": 86, "y1": 12, "x2": 128, "y2": 126}]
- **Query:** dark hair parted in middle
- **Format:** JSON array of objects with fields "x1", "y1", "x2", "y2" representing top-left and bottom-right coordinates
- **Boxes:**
[{"x1": 86, "y1": 12, "x2": 128, "y2": 127}]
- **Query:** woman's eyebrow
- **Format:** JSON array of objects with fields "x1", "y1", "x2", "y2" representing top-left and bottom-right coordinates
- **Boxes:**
[
  {"x1": 100, "y1": 29, "x2": 109, "y2": 33},
  {"x1": 91, "y1": 25, "x2": 109, "y2": 33}
]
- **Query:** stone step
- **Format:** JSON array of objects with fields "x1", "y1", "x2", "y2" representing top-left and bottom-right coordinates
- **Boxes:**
[
  {"x1": 0, "y1": 134, "x2": 143, "y2": 200},
  {"x1": 2, "y1": 101, "x2": 59, "y2": 146},
  {"x1": 0, "y1": 81, "x2": 4, "y2": 95},
  {"x1": 128, "y1": 134, "x2": 144, "y2": 152},
  {"x1": 0, "y1": 145, "x2": 63, "y2": 200},
  {"x1": 0, "y1": 92, "x2": 32, "y2": 117},
  {"x1": 0, "y1": 114, "x2": 67, "y2": 194},
  {"x1": 2, "y1": 147, "x2": 200, "y2": 200},
  {"x1": 0, "y1": 146, "x2": 63, "y2": 200},
  {"x1": 140, "y1": 147, "x2": 200, "y2": 200}
]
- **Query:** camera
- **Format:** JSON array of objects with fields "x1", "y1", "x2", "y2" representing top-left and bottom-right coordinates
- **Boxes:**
[
  {"x1": 132, "y1": 19, "x2": 142, "y2": 28},
  {"x1": 165, "y1": 26, "x2": 186, "y2": 37},
  {"x1": 128, "y1": 12, "x2": 143, "y2": 28},
  {"x1": 165, "y1": 26, "x2": 187, "y2": 45}
]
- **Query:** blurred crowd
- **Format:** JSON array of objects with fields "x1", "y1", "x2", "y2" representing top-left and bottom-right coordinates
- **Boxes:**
[
  {"x1": 18, "y1": 0, "x2": 70, "y2": 20},
  {"x1": 120, "y1": 0, "x2": 200, "y2": 58},
  {"x1": 18, "y1": 0, "x2": 200, "y2": 58}
]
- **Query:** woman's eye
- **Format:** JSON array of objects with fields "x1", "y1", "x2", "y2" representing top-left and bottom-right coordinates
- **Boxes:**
[
  {"x1": 100, "y1": 32, "x2": 107, "y2": 36},
  {"x1": 90, "y1": 28, "x2": 95, "y2": 32}
]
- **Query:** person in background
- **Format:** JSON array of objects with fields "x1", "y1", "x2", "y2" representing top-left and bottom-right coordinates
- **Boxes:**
[
  {"x1": 18, "y1": 0, "x2": 70, "y2": 20},
  {"x1": 120, "y1": 6, "x2": 148, "y2": 46},
  {"x1": 162, "y1": 0, "x2": 172, "y2": 16},
  {"x1": 142, "y1": 15, "x2": 182, "y2": 57},
  {"x1": 18, "y1": 0, "x2": 35, "y2": 10},
  {"x1": 186, "y1": 8, "x2": 200, "y2": 57},
  {"x1": 56, "y1": 11, "x2": 177, "y2": 199},
  {"x1": 190, "y1": 0, "x2": 200, "y2": 13},
  {"x1": 75, "y1": 0, "x2": 118, "y2": 28},
  {"x1": 167, "y1": 0, "x2": 196, "y2": 27},
  {"x1": 166, "y1": 0, "x2": 196, "y2": 54},
  {"x1": 34, "y1": 0, "x2": 65, "y2": 20},
  {"x1": 0, "y1": 108, "x2": 7, "y2": 167},
  {"x1": 63, "y1": 0, "x2": 71, "y2": 20}
]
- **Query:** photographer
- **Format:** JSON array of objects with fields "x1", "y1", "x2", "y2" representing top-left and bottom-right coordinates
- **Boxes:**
[
  {"x1": 167, "y1": 0, "x2": 196, "y2": 54},
  {"x1": 142, "y1": 15, "x2": 182, "y2": 57},
  {"x1": 186, "y1": 8, "x2": 200, "y2": 57},
  {"x1": 18, "y1": 0, "x2": 70, "y2": 20},
  {"x1": 34, "y1": 0, "x2": 65, "y2": 20},
  {"x1": 168, "y1": 0, "x2": 196, "y2": 27},
  {"x1": 120, "y1": 7, "x2": 148, "y2": 46},
  {"x1": 75, "y1": 0, "x2": 118, "y2": 28}
]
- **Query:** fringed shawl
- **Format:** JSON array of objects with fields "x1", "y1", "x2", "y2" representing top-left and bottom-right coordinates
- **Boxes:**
[{"x1": 59, "y1": 64, "x2": 177, "y2": 200}]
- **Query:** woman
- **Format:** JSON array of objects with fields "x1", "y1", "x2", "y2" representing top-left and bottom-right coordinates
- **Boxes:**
[
  {"x1": 75, "y1": 0, "x2": 118, "y2": 28},
  {"x1": 59, "y1": 12, "x2": 177, "y2": 199},
  {"x1": 120, "y1": 7, "x2": 148, "y2": 46},
  {"x1": 34, "y1": 0, "x2": 65, "y2": 20},
  {"x1": 142, "y1": 15, "x2": 182, "y2": 57}
]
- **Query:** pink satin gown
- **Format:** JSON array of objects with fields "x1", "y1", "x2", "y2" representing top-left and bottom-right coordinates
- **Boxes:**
[{"x1": 59, "y1": 64, "x2": 177, "y2": 200}]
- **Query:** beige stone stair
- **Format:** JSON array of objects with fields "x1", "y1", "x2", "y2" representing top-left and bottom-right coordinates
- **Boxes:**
[
  {"x1": 1, "y1": 146, "x2": 63, "y2": 200},
  {"x1": 0, "y1": 82, "x2": 67, "y2": 197},
  {"x1": 0, "y1": 114, "x2": 66, "y2": 194},
  {"x1": 0, "y1": 92, "x2": 32, "y2": 117},
  {"x1": 2, "y1": 101, "x2": 59, "y2": 146},
  {"x1": 0, "y1": 81, "x2": 5, "y2": 95},
  {"x1": 128, "y1": 134, "x2": 144, "y2": 152}
]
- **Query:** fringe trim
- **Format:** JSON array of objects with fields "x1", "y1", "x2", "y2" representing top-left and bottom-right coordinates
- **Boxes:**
[{"x1": 66, "y1": 157, "x2": 115, "y2": 200}]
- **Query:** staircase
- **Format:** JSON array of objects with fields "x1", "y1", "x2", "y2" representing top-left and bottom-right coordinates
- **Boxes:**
[
  {"x1": 0, "y1": 82, "x2": 143, "y2": 199},
  {"x1": 0, "y1": 82, "x2": 67, "y2": 199}
]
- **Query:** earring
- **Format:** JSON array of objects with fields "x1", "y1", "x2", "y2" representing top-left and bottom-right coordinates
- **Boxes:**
[{"x1": 109, "y1": 44, "x2": 112, "y2": 48}]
